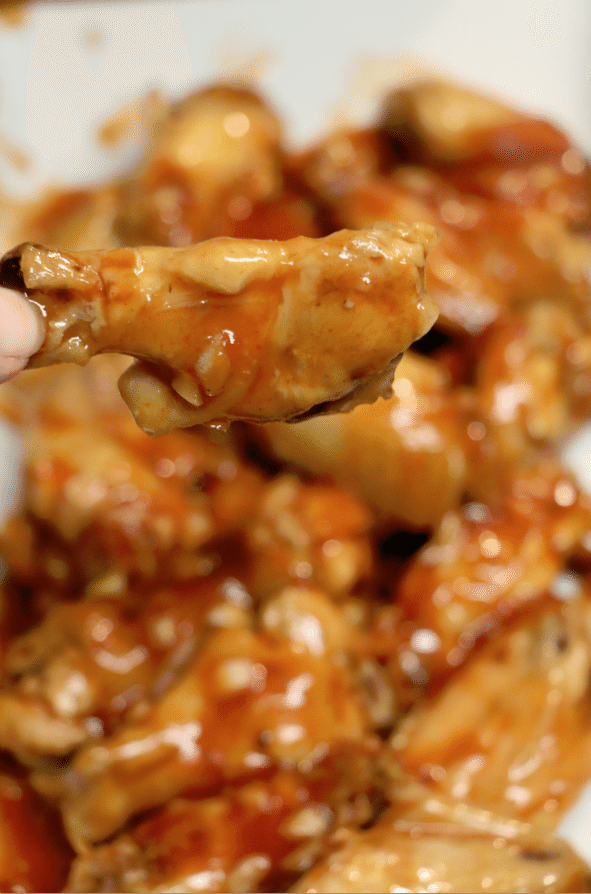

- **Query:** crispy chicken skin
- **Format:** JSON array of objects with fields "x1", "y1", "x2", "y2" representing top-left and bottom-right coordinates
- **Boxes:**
[{"x1": 0, "y1": 222, "x2": 437, "y2": 435}]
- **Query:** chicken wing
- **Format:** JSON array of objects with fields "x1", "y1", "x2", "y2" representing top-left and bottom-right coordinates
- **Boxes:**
[
  {"x1": 257, "y1": 351, "x2": 470, "y2": 530},
  {"x1": 392, "y1": 593, "x2": 591, "y2": 830},
  {"x1": 0, "y1": 222, "x2": 438, "y2": 435},
  {"x1": 291, "y1": 805, "x2": 591, "y2": 893}
]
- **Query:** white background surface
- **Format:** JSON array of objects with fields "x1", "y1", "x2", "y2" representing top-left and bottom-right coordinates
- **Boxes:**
[
  {"x1": 1, "y1": 1, "x2": 591, "y2": 184},
  {"x1": 1, "y1": 0, "x2": 591, "y2": 865}
]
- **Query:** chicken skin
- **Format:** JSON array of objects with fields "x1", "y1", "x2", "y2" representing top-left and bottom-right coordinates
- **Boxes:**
[{"x1": 0, "y1": 222, "x2": 438, "y2": 435}]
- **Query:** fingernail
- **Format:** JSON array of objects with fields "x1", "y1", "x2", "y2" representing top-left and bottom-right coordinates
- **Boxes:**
[
  {"x1": 0, "y1": 286, "x2": 45, "y2": 356},
  {"x1": 0, "y1": 354, "x2": 28, "y2": 382}
]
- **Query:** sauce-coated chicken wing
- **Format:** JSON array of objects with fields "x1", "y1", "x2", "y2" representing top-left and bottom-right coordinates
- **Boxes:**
[
  {"x1": 1, "y1": 72, "x2": 591, "y2": 893},
  {"x1": 0, "y1": 222, "x2": 438, "y2": 435}
]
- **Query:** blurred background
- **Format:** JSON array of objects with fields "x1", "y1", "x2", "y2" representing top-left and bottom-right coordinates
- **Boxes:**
[
  {"x1": 0, "y1": 0, "x2": 590, "y2": 190},
  {"x1": 1, "y1": 0, "x2": 591, "y2": 862}
]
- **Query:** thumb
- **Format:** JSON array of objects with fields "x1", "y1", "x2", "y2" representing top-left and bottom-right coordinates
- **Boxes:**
[{"x1": 0, "y1": 286, "x2": 46, "y2": 382}]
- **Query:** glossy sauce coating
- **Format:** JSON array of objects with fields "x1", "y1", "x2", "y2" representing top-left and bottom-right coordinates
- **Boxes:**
[
  {"x1": 1, "y1": 222, "x2": 438, "y2": 434},
  {"x1": 1, "y1": 77, "x2": 591, "y2": 894}
]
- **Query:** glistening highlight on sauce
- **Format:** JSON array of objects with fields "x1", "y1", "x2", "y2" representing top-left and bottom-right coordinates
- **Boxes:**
[{"x1": 0, "y1": 76, "x2": 591, "y2": 893}]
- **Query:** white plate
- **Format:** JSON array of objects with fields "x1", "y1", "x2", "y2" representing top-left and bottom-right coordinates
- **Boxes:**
[{"x1": 1, "y1": 0, "x2": 591, "y2": 868}]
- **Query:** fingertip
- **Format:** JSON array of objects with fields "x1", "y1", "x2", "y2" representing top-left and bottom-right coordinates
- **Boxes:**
[
  {"x1": 0, "y1": 286, "x2": 45, "y2": 357},
  {"x1": 0, "y1": 354, "x2": 28, "y2": 383}
]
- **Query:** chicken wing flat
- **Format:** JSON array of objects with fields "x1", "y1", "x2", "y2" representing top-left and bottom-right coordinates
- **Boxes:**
[{"x1": 0, "y1": 222, "x2": 438, "y2": 435}]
